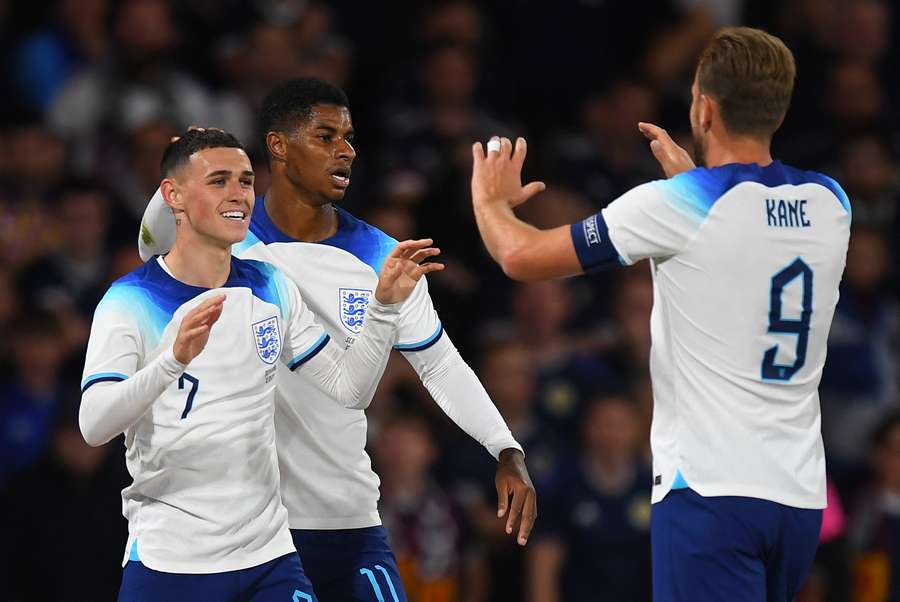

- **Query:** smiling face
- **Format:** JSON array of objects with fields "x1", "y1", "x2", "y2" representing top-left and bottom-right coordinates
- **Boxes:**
[
  {"x1": 275, "y1": 104, "x2": 356, "y2": 204},
  {"x1": 162, "y1": 147, "x2": 256, "y2": 248}
]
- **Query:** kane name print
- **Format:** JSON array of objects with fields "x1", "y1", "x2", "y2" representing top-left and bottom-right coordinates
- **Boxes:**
[{"x1": 766, "y1": 198, "x2": 811, "y2": 228}]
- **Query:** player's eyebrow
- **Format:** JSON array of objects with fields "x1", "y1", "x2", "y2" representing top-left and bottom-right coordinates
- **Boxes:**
[
  {"x1": 313, "y1": 124, "x2": 354, "y2": 137},
  {"x1": 205, "y1": 169, "x2": 255, "y2": 179}
]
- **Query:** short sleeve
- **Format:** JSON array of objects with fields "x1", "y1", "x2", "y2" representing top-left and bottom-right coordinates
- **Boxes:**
[
  {"x1": 277, "y1": 270, "x2": 331, "y2": 371},
  {"x1": 394, "y1": 277, "x2": 443, "y2": 352},
  {"x1": 599, "y1": 174, "x2": 714, "y2": 265},
  {"x1": 81, "y1": 289, "x2": 143, "y2": 392}
]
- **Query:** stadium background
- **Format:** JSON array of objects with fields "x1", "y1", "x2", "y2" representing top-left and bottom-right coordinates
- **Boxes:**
[{"x1": 0, "y1": 0, "x2": 897, "y2": 600}]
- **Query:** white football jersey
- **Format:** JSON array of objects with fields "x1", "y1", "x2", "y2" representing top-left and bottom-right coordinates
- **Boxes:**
[
  {"x1": 574, "y1": 161, "x2": 851, "y2": 509},
  {"x1": 234, "y1": 201, "x2": 444, "y2": 529},
  {"x1": 81, "y1": 256, "x2": 330, "y2": 573}
]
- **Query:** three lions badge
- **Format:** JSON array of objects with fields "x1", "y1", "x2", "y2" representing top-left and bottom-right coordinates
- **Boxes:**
[
  {"x1": 339, "y1": 288, "x2": 372, "y2": 335},
  {"x1": 252, "y1": 316, "x2": 281, "y2": 364}
]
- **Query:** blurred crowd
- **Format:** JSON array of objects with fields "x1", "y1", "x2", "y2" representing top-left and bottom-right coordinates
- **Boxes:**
[{"x1": 0, "y1": 0, "x2": 897, "y2": 600}]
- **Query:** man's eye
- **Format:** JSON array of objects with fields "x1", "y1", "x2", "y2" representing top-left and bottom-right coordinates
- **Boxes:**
[
  {"x1": 240, "y1": 180, "x2": 253, "y2": 187},
  {"x1": 210, "y1": 179, "x2": 225, "y2": 185},
  {"x1": 319, "y1": 135, "x2": 331, "y2": 142}
]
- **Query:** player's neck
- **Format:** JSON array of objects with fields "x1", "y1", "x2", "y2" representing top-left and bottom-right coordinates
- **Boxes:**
[
  {"x1": 704, "y1": 132, "x2": 773, "y2": 169},
  {"x1": 266, "y1": 180, "x2": 338, "y2": 242},
  {"x1": 164, "y1": 233, "x2": 232, "y2": 289}
]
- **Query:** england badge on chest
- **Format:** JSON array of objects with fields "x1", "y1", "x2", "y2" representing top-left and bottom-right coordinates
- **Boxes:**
[
  {"x1": 339, "y1": 288, "x2": 372, "y2": 335},
  {"x1": 252, "y1": 316, "x2": 281, "y2": 364}
]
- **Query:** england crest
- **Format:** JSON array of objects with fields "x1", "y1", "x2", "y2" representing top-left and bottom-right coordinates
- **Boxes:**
[
  {"x1": 252, "y1": 316, "x2": 281, "y2": 364},
  {"x1": 339, "y1": 288, "x2": 373, "y2": 335}
]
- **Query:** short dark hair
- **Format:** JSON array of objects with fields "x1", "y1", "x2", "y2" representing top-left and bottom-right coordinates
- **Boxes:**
[
  {"x1": 697, "y1": 27, "x2": 796, "y2": 140},
  {"x1": 259, "y1": 78, "x2": 350, "y2": 152},
  {"x1": 160, "y1": 129, "x2": 244, "y2": 178}
]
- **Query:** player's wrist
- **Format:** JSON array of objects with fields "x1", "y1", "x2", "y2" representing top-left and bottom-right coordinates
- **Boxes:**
[
  {"x1": 164, "y1": 345, "x2": 190, "y2": 373},
  {"x1": 368, "y1": 295, "x2": 402, "y2": 314},
  {"x1": 499, "y1": 447, "x2": 525, "y2": 463}
]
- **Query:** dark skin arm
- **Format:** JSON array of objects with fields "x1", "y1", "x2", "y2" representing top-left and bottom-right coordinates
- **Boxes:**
[{"x1": 496, "y1": 447, "x2": 537, "y2": 545}]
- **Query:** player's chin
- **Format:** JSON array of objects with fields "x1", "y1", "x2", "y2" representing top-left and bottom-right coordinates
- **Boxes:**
[
  {"x1": 219, "y1": 222, "x2": 250, "y2": 244},
  {"x1": 324, "y1": 186, "x2": 348, "y2": 202}
]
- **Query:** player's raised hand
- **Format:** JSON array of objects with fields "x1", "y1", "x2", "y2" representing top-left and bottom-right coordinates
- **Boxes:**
[
  {"x1": 638, "y1": 122, "x2": 696, "y2": 178},
  {"x1": 374, "y1": 239, "x2": 444, "y2": 304},
  {"x1": 495, "y1": 448, "x2": 537, "y2": 546},
  {"x1": 472, "y1": 136, "x2": 546, "y2": 210},
  {"x1": 173, "y1": 294, "x2": 226, "y2": 364}
]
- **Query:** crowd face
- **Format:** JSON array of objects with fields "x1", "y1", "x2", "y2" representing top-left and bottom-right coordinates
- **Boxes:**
[
  {"x1": 844, "y1": 230, "x2": 889, "y2": 293},
  {"x1": 59, "y1": 192, "x2": 109, "y2": 258},
  {"x1": 376, "y1": 419, "x2": 436, "y2": 485}
]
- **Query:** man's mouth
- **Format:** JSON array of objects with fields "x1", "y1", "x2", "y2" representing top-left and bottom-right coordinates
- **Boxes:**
[
  {"x1": 220, "y1": 210, "x2": 247, "y2": 222},
  {"x1": 330, "y1": 167, "x2": 351, "y2": 187}
]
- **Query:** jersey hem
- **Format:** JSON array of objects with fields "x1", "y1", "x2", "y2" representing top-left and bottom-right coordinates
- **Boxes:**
[
  {"x1": 652, "y1": 482, "x2": 826, "y2": 509},
  {"x1": 287, "y1": 513, "x2": 382, "y2": 530},
  {"x1": 121, "y1": 538, "x2": 297, "y2": 574}
]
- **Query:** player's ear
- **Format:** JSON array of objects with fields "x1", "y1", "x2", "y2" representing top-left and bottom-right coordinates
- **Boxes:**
[
  {"x1": 266, "y1": 132, "x2": 288, "y2": 164},
  {"x1": 699, "y1": 94, "x2": 714, "y2": 133},
  {"x1": 160, "y1": 179, "x2": 185, "y2": 213}
]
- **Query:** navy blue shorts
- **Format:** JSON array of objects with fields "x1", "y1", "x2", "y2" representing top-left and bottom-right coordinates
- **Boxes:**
[
  {"x1": 652, "y1": 488, "x2": 822, "y2": 602},
  {"x1": 118, "y1": 552, "x2": 316, "y2": 602},
  {"x1": 291, "y1": 526, "x2": 407, "y2": 602}
]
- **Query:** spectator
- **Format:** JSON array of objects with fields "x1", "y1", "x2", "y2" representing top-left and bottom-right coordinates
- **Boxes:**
[
  {"x1": 0, "y1": 390, "x2": 130, "y2": 602},
  {"x1": 850, "y1": 412, "x2": 900, "y2": 602},
  {"x1": 0, "y1": 311, "x2": 67, "y2": 486},
  {"x1": 18, "y1": 179, "x2": 116, "y2": 350},
  {"x1": 597, "y1": 267, "x2": 655, "y2": 389},
  {"x1": 5, "y1": 124, "x2": 68, "y2": 201},
  {"x1": 528, "y1": 394, "x2": 653, "y2": 602},
  {"x1": 548, "y1": 82, "x2": 662, "y2": 205},
  {"x1": 503, "y1": 280, "x2": 617, "y2": 434},
  {"x1": 838, "y1": 134, "x2": 899, "y2": 230},
  {"x1": 14, "y1": 0, "x2": 109, "y2": 113},
  {"x1": 376, "y1": 413, "x2": 485, "y2": 602},
  {"x1": 444, "y1": 337, "x2": 562, "y2": 601},
  {"x1": 104, "y1": 117, "x2": 180, "y2": 219},
  {"x1": 821, "y1": 228, "x2": 899, "y2": 468},
  {"x1": 47, "y1": 0, "x2": 226, "y2": 172}
]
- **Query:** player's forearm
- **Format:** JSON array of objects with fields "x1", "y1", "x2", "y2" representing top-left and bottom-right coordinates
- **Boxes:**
[
  {"x1": 474, "y1": 200, "x2": 583, "y2": 281},
  {"x1": 79, "y1": 348, "x2": 186, "y2": 446},
  {"x1": 301, "y1": 299, "x2": 400, "y2": 409},
  {"x1": 473, "y1": 199, "x2": 542, "y2": 280},
  {"x1": 404, "y1": 334, "x2": 522, "y2": 458}
]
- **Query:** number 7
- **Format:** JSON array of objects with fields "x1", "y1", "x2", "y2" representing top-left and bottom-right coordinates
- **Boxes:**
[{"x1": 179, "y1": 373, "x2": 200, "y2": 419}]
